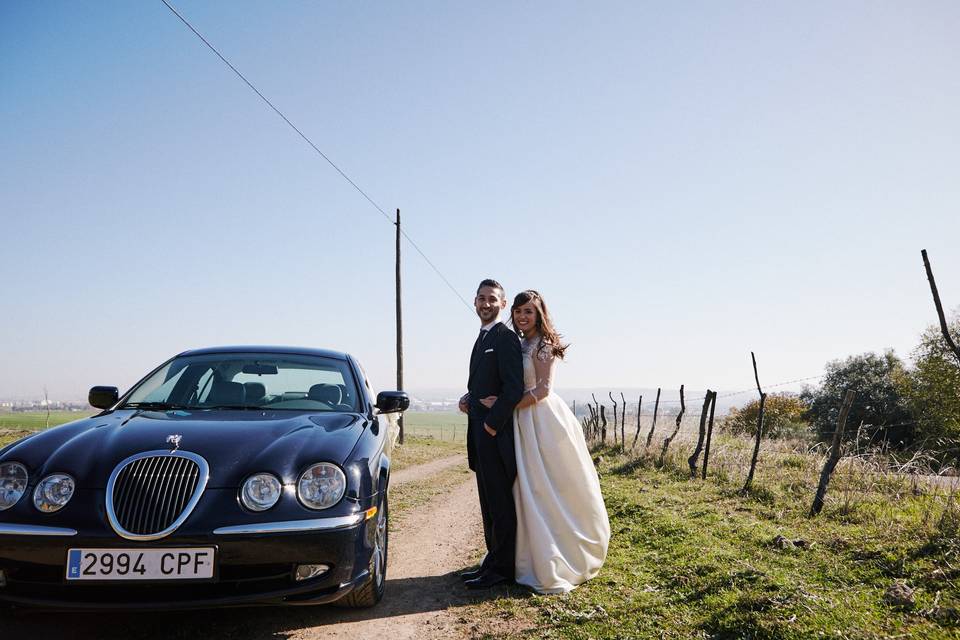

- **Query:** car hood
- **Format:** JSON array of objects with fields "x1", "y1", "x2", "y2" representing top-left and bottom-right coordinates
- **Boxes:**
[{"x1": 1, "y1": 410, "x2": 369, "y2": 489}]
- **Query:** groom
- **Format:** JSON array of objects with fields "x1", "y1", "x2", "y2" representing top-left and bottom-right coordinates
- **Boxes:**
[{"x1": 459, "y1": 278, "x2": 523, "y2": 589}]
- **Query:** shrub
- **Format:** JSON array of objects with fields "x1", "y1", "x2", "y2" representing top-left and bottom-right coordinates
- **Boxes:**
[
  {"x1": 722, "y1": 393, "x2": 811, "y2": 440},
  {"x1": 901, "y1": 320, "x2": 960, "y2": 448},
  {"x1": 800, "y1": 351, "x2": 915, "y2": 446}
]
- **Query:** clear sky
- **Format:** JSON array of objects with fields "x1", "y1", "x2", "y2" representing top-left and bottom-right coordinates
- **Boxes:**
[{"x1": 1, "y1": 1, "x2": 958, "y2": 402}]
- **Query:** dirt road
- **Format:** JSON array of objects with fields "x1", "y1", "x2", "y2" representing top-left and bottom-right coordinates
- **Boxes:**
[{"x1": 1, "y1": 457, "x2": 530, "y2": 640}]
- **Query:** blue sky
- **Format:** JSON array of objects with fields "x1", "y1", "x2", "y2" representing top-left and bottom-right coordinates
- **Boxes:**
[{"x1": 1, "y1": 1, "x2": 958, "y2": 401}]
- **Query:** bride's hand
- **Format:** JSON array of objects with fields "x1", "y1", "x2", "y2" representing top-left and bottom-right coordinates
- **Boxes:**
[{"x1": 479, "y1": 395, "x2": 498, "y2": 408}]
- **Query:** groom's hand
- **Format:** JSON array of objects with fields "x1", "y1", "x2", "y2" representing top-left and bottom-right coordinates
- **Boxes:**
[
  {"x1": 458, "y1": 393, "x2": 469, "y2": 414},
  {"x1": 483, "y1": 424, "x2": 497, "y2": 437}
]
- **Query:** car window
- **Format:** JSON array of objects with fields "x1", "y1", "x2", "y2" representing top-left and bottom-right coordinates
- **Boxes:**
[
  {"x1": 122, "y1": 352, "x2": 360, "y2": 412},
  {"x1": 233, "y1": 367, "x2": 345, "y2": 396}
]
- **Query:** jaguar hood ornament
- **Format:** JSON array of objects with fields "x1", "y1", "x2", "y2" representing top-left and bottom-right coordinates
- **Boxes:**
[{"x1": 166, "y1": 434, "x2": 183, "y2": 451}]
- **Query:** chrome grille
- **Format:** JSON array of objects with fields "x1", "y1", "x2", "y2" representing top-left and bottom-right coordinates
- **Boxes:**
[{"x1": 106, "y1": 451, "x2": 208, "y2": 540}]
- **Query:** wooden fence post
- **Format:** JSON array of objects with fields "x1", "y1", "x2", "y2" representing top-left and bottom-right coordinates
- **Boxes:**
[
  {"x1": 659, "y1": 385, "x2": 685, "y2": 466},
  {"x1": 742, "y1": 352, "x2": 767, "y2": 493},
  {"x1": 922, "y1": 249, "x2": 960, "y2": 367},
  {"x1": 701, "y1": 391, "x2": 718, "y2": 480},
  {"x1": 630, "y1": 395, "x2": 643, "y2": 449},
  {"x1": 687, "y1": 390, "x2": 712, "y2": 477},
  {"x1": 620, "y1": 392, "x2": 627, "y2": 450},
  {"x1": 810, "y1": 389, "x2": 856, "y2": 516},
  {"x1": 600, "y1": 405, "x2": 608, "y2": 444},
  {"x1": 645, "y1": 387, "x2": 662, "y2": 447},
  {"x1": 609, "y1": 392, "x2": 618, "y2": 448}
]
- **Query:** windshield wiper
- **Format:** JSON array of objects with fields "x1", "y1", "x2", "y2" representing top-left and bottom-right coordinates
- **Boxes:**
[
  {"x1": 203, "y1": 405, "x2": 260, "y2": 410},
  {"x1": 120, "y1": 402, "x2": 190, "y2": 411}
]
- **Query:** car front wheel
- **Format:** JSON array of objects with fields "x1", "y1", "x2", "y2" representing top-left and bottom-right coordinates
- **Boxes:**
[{"x1": 336, "y1": 493, "x2": 388, "y2": 608}]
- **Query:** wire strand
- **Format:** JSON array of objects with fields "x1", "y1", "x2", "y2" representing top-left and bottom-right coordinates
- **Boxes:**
[{"x1": 159, "y1": 0, "x2": 473, "y2": 311}]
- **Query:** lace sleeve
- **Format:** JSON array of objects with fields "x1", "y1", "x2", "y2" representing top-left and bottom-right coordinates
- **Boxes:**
[{"x1": 531, "y1": 341, "x2": 556, "y2": 401}]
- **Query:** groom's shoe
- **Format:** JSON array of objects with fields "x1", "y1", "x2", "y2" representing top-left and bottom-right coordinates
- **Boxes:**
[
  {"x1": 464, "y1": 571, "x2": 511, "y2": 590},
  {"x1": 459, "y1": 567, "x2": 484, "y2": 582}
]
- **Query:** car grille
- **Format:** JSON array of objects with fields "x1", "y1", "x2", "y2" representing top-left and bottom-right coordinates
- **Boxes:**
[{"x1": 107, "y1": 452, "x2": 207, "y2": 539}]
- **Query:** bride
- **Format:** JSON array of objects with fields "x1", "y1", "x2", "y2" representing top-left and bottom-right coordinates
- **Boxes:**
[{"x1": 481, "y1": 289, "x2": 610, "y2": 594}]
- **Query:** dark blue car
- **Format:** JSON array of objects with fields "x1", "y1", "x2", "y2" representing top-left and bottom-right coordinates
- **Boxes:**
[{"x1": 0, "y1": 346, "x2": 408, "y2": 609}]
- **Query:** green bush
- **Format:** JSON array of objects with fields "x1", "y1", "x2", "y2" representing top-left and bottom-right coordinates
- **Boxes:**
[
  {"x1": 901, "y1": 320, "x2": 960, "y2": 448},
  {"x1": 800, "y1": 350, "x2": 915, "y2": 446},
  {"x1": 721, "y1": 393, "x2": 811, "y2": 440}
]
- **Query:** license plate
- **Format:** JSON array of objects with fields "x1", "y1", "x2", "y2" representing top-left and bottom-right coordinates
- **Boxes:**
[{"x1": 66, "y1": 547, "x2": 215, "y2": 581}]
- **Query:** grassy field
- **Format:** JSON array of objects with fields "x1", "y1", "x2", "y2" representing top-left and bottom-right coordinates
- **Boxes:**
[
  {"x1": 0, "y1": 410, "x2": 465, "y2": 447},
  {"x1": 390, "y1": 432, "x2": 465, "y2": 471},
  {"x1": 0, "y1": 410, "x2": 91, "y2": 431},
  {"x1": 0, "y1": 410, "x2": 464, "y2": 432},
  {"x1": 473, "y1": 439, "x2": 960, "y2": 639},
  {"x1": 402, "y1": 410, "x2": 467, "y2": 443}
]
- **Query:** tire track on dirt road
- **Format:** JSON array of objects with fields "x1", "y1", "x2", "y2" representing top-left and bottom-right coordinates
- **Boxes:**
[{"x1": 390, "y1": 454, "x2": 464, "y2": 486}]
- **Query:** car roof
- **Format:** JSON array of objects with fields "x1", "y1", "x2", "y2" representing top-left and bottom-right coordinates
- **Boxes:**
[{"x1": 176, "y1": 345, "x2": 351, "y2": 361}]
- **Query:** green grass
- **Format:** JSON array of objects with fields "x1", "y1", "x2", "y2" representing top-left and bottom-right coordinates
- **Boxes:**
[
  {"x1": 0, "y1": 411, "x2": 93, "y2": 449},
  {"x1": 476, "y1": 444, "x2": 960, "y2": 640},
  {"x1": 402, "y1": 410, "x2": 467, "y2": 443},
  {"x1": 0, "y1": 410, "x2": 465, "y2": 450},
  {"x1": 0, "y1": 410, "x2": 91, "y2": 431},
  {"x1": 391, "y1": 433, "x2": 465, "y2": 472}
]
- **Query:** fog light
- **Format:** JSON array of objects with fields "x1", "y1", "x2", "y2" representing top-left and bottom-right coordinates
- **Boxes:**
[
  {"x1": 294, "y1": 564, "x2": 329, "y2": 581},
  {"x1": 0, "y1": 569, "x2": 6, "y2": 588}
]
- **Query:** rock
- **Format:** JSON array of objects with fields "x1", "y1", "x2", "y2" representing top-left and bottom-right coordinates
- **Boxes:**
[
  {"x1": 934, "y1": 606, "x2": 960, "y2": 622},
  {"x1": 884, "y1": 580, "x2": 916, "y2": 609},
  {"x1": 771, "y1": 535, "x2": 795, "y2": 550},
  {"x1": 793, "y1": 539, "x2": 815, "y2": 549},
  {"x1": 593, "y1": 456, "x2": 603, "y2": 466}
]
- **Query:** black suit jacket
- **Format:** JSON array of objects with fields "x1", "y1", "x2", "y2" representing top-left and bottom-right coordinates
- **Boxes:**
[{"x1": 466, "y1": 322, "x2": 523, "y2": 472}]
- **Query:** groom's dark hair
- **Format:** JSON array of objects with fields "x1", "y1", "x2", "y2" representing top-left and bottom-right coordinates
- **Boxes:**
[{"x1": 476, "y1": 278, "x2": 504, "y2": 296}]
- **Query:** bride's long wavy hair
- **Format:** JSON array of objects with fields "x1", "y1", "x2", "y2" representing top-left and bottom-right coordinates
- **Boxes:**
[{"x1": 510, "y1": 290, "x2": 569, "y2": 360}]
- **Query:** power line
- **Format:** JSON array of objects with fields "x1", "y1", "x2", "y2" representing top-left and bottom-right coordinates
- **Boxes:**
[
  {"x1": 716, "y1": 374, "x2": 827, "y2": 400},
  {"x1": 158, "y1": 0, "x2": 473, "y2": 311}
]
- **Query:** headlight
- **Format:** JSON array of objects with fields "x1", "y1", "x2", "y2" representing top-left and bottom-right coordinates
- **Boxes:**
[
  {"x1": 297, "y1": 463, "x2": 345, "y2": 510},
  {"x1": 33, "y1": 473, "x2": 75, "y2": 513},
  {"x1": 0, "y1": 462, "x2": 28, "y2": 511},
  {"x1": 240, "y1": 473, "x2": 282, "y2": 512}
]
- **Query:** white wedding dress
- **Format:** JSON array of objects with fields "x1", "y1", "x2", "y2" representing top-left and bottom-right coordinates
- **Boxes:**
[{"x1": 513, "y1": 337, "x2": 610, "y2": 594}]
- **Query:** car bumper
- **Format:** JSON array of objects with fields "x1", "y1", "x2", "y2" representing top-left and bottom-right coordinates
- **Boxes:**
[{"x1": 0, "y1": 518, "x2": 374, "y2": 610}]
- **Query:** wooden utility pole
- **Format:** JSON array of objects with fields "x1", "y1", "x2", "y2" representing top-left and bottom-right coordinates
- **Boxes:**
[{"x1": 395, "y1": 209, "x2": 404, "y2": 444}]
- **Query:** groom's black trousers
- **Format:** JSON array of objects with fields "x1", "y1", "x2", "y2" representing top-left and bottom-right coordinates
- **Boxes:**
[{"x1": 468, "y1": 416, "x2": 517, "y2": 580}]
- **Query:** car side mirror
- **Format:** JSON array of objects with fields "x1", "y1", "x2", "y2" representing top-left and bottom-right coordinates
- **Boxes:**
[
  {"x1": 89, "y1": 386, "x2": 119, "y2": 410},
  {"x1": 375, "y1": 391, "x2": 409, "y2": 414}
]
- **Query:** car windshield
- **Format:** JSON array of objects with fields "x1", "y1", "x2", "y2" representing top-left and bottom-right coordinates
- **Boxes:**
[{"x1": 121, "y1": 352, "x2": 361, "y2": 412}]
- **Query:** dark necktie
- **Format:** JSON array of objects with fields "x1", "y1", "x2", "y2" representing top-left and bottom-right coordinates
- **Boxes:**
[{"x1": 473, "y1": 329, "x2": 488, "y2": 357}]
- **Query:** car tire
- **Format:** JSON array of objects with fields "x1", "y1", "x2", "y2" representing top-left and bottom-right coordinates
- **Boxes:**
[{"x1": 335, "y1": 492, "x2": 388, "y2": 608}]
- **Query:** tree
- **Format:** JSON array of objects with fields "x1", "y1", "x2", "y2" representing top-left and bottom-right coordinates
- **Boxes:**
[
  {"x1": 901, "y1": 319, "x2": 960, "y2": 446},
  {"x1": 723, "y1": 393, "x2": 810, "y2": 440},
  {"x1": 800, "y1": 351, "x2": 915, "y2": 446}
]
